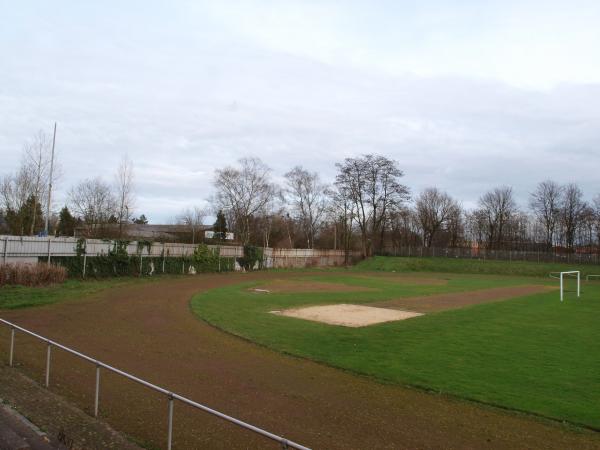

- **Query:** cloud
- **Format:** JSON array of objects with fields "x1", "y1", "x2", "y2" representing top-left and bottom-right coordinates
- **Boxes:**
[{"x1": 1, "y1": 1, "x2": 600, "y2": 222}]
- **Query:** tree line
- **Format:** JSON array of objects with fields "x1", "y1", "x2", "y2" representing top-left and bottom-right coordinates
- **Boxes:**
[
  {"x1": 209, "y1": 156, "x2": 600, "y2": 258},
  {"x1": 1, "y1": 130, "x2": 144, "y2": 238},
  {"x1": 2, "y1": 131, "x2": 599, "y2": 257}
]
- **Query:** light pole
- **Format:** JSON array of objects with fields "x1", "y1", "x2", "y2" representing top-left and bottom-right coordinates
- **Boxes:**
[{"x1": 44, "y1": 122, "x2": 57, "y2": 236}]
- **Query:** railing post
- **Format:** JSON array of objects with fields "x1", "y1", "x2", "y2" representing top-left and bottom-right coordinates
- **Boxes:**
[
  {"x1": 45, "y1": 342, "x2": 51, "y2": 387},
  {"x1": 167, "y1": 394, "x2": 174, "y2": 450},
  {"x1": 94, "y1": 364, "x2": 101, "y2": 417},
  {"x1": 9, "y1": 328, "x2": 15, "y2": 366}
]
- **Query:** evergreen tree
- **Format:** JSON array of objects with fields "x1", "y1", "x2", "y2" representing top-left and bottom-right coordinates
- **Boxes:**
[
  {"x1": 213, "y1": 210, "x2": 228, "y2": 240},
  {"x1": 57, "y1": 206, "x2": 76, "y2": 236},
  {"x1": 0, "y1": 209, "x2": 8, "y2": 234},
  {"x1": 133, "y1": 214, "x2": 148, "y2": 225},
  {"x1": 5, "y1": 195, "x2": 44, "y2": 235}
]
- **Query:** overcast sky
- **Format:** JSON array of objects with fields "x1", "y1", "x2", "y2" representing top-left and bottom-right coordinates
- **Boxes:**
[{"x1": 2, "y1": 0, "x2": 600, "y2": 222}]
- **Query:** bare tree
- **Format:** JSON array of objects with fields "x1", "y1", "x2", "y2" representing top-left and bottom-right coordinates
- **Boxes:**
[
  {"x1": 178, "y1": 206, "x2": 207, "y2": 244},
  {"x1": 388, "y1": 207, "x2": 419, "y2": 250},
  {"x1": 213, "y1": 157, "x2": 276, "y2": 244},
  {"x1": 68, "y1": 178, "x2": 117, "y2": 236},
  {"x1": 0, "y1": 166, "x2": 34, "y2": 235},
  {"x1": 23, "y1": 131, "x2": 53, "y2": 235},
  {"x1": 445, "y1": 204, "x2": 464, "y2": 247},
  {"x1": 579, "y1": 205, "x2": 597, "y2": 248},
  {"x1": 477, "y1": 186, "x2": 517, "y2": 249},
  {"x1": 0, "y1": 131, "x2": 55, "y2": 235},
  {"x1": 529, "y1": 180, "x2": 563, "y2": 249},
  {"x1": 560, "y1": 183, "x2": 587, "y2": 251},
  {"x1": 284, "y1": 166, "x2": 328, "y2": 249},
  {"x1": 115, "y1": 156, "x2": 135, "y2": 238},
  {"x1": 594, "y1": 194, "x2": 600, "y2": 248},
  {"x1": 415, "y1": 188, "x2": 458, "y2": 247},
  {"x1": 0, "y1": 130, "x2": 59, "y2": 236},
  {"x1": 327, "y1": 184, "x2": 356, "y2": 264},
  {"x1": 465, "y1": 208, "x2": 488, "y2": 247},
  {"x1": 1, "y1": 168, "x2": 32, "y2": 215},
  {"x1": 335, "y1": 154, "x2": 409, "y2": 257}
]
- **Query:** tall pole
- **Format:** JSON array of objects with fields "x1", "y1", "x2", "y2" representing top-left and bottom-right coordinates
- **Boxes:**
[{"x1": 44, "y1": 122, "x2": 57, "y2": 235}]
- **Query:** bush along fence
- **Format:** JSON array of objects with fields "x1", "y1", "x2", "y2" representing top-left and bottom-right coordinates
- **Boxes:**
[
  {"x1": 42, "y1": 241, "x2": 235, "y2": 279},
  {"x1": 0, "y1": 262, "x2": 67, "y2": 287},
  {"x1": 2, "y1": 235, "x2": 350, "y2": 275}
]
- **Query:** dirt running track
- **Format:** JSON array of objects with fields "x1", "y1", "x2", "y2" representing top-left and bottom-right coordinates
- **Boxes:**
[{"x1": 1, "y1": 273, "x2": 600, "y2": 450}]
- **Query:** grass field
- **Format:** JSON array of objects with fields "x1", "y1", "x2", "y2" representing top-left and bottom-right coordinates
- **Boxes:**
[
  {"x1": 358, "y1": 255, "x2": 600, "y2": 277},
  {"x1": 191, "y1": 258, "x2": 600, "y2": 429}
]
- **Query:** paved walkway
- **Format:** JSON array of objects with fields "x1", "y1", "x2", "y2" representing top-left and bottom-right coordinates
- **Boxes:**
[
  {"x1": 0, "y1": 365, "x2": 141, "y2": 450},
  {"x1": 0, "y1": 401, "x2": 55, "y2": 450}
]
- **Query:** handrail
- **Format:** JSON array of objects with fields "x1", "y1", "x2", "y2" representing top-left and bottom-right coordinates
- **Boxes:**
[{"x1": 0, "y1": 317, "x2": 311, "y2": 450}]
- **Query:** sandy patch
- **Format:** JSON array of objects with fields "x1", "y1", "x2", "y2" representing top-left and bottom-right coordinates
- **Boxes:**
[
  {"x1": 271, "y1": 303, "x2": 422, "y2": 327},
  {"x1": 249, "y1": 279, "x2": 377, "y2": 294},
  {"x1": 371, "y1": 285, "x2": 556, "y2": 313}
]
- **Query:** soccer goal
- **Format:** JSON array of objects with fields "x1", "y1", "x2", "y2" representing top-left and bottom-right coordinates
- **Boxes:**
[{"x1": 559, "y1": 271, "x2": 580, "y2": 302}]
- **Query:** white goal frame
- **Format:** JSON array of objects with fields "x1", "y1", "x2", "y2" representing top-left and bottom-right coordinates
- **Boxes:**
[{"x1": 560, "y1": 271, "x2": 580, "y2": 302}]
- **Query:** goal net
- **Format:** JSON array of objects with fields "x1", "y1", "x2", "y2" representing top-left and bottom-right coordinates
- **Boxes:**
[{"x1": 557, "y1": 271, "x2": 580, "y2": 302}]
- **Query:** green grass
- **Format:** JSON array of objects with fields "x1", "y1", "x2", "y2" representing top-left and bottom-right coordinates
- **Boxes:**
[
  {"x1": 0, "y1": 276, "x2": 180, "y2": 310},
  {"x1": 191, "y1": 266, "x2": 600, "y2": 429},
  {"x1": 357, "y1": 255, "x2": 600, "y2": 277}
]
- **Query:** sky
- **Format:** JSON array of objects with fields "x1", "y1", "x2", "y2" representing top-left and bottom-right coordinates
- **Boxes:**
[{"x1": 1, "y1": 0, "x2": 600, "y2": 222}]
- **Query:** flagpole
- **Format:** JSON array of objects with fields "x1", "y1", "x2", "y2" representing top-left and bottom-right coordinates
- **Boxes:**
[{"x1": 44, "y1": 122, "x2": 57, "y2": 235}]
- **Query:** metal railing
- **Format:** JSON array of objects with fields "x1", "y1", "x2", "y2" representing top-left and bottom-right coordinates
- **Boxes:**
[{"x1": 0, "y1": 318, "x2": 311, "y2": 450}]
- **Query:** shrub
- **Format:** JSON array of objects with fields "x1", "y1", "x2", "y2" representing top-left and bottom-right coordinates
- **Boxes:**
[
  {"x1": 190, "y1": 244, "x2": 220, "y2": 272},
  {"x1": 237, "y1": 245, "x2": 263, "y2": 271},
  {"x1": 45, "y1": 246, "x2": 236, "y2": 279},
  {"x1": 0, "y1": 263, "x2": 67, "y2": 287}
]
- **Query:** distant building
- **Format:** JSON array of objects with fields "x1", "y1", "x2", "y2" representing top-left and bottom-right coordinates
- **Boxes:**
[
  {"x1": 74, "y1": 223, "x2": 215, "y2": 242},
  {"x1": 204, "y1": 230, "x2": 235, "y2": 240}
]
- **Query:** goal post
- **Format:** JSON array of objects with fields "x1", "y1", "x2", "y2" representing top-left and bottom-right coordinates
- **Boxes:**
[{"x1": 560, "y1": 271, "x2": 580, "y2": 302}]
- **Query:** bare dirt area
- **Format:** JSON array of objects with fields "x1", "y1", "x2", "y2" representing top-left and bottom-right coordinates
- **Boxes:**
[
  {"x1": 249, "y1": 278, "x2": 377, "y2": 294},
  {"x1": 272, "y1": 304, "x2": 422, "y2": 327},
  {"x1": 1, "y1": 273, "x2": 598, "y2": 450},
  {"x1": 372, "y1": 284, "x2": 556, "y2": 313}
]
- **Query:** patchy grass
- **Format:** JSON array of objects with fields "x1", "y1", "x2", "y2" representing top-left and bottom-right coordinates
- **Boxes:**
[{"x1": 192, "y1": 270, "x2": 600, "y2": 429}]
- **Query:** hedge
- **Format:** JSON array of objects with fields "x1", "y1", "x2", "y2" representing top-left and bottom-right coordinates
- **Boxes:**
[{"x1": 42, "y1": 243, "x2": 235, "y2": 279}]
